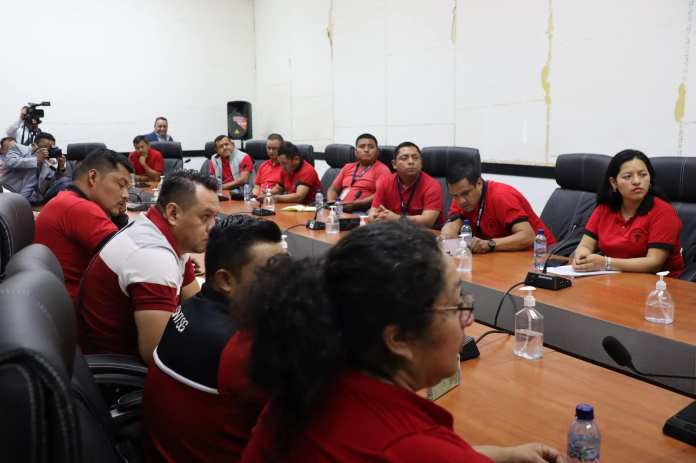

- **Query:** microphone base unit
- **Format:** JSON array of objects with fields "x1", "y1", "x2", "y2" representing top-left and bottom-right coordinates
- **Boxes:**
[
  {"x1": 306, "y1": 218, "x2": 361, "y2": 232},
  {"x1": 664, "y1": 401, "x2": 696, "y2": 447},
  {"x1": 459, "y1": 336, "x2": 480, "y2": 361},
  {"x1": 524, "y1": 271, "x2": 572, "y2": 290},
  {"x1": 252, "y1": 208, "x2": 275, "y2": 217}
]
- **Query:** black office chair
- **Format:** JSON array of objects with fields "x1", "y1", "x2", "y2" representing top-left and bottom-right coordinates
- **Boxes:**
[
  {"x1": 540, "y1": 153, "x2": 611, "y2": 256},
  {"x1": 379, "y1": 145, "x2": 396, "y2": 171},
  {"x1": 243, "y1": 140, "x2": 267, "y2": 171},
  {"x1": 421, "y1": 146, "x2": 481, "y2": 217},
  {"x1": 66, "y1": 143, "x2": 107, "y2": 172},
  {"x1": 204, "y1": 141, "x2": 216, "y2": 159},
  {"x1": 5, "y1": 243, "x2": 63, "y2": 281},
  {"x1": 321, "y1": 144, "x2": 355, "y2": 194},
  {"x1": 150, "y1": 142, "x2": 183, "y2": 175},
  {"x1": 651, "y1": 156, "x2": 696, "y2": 281},
  {"x1": 297, "y1": 144, "x2": 315, "y2": 166},
  {"x1": 0, "y1": 192, "x2": 34, "y2": 277}
]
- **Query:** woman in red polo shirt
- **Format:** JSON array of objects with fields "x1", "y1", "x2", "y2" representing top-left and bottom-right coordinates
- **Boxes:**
[
  {"x1": 240, "y1": 222, "x2": 562, "y2": 463},
  {"x1": 573, "y1": 150, "x2": 684, "y2": 277}
]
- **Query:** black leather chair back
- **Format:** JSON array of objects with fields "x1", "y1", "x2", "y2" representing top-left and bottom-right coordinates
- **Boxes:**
[
  {"x1": 540, "y1": 153, "x2": 611, "y2": 255},
  {"x1": 421, "y1": 146, "x2": 481, "y2": 216},
  {"x1": 204, "y1": 141, "x2": 216, "y2": 159},
  {"x1": 297, "y1": 144, "x2": 315, "y2": 166},
  {"x1": 651, "y1": 156, "x2": 696, "y2": 271},
  {"x1": 5, "y1": 243, "x2": 63, "y2": 281},
  {"x1": 321, "y1": 144, "x2": 355, "y2": 193},
  {"x1": 244, "y1": 140, "x2": 267, "y2": 162},
  {"x1": 379, "y1": 145, "x2": 396, "y2": 171},
  {"x1": 0, "y1": 192, "x2": 34, "y2": 277},
  {"x1": 66, "y1": 143, "x2": 107, "y2": 173},
  {"x1": 150, "y1": 142, "x2": 183, "y2": 175}
]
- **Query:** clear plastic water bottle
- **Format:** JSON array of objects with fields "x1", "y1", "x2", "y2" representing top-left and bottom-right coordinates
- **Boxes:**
[
  {"x1": 216, "y1": 177, "x2": 223, "y2": 196},
  {"x1": 325, "y1": 206, "x2": 339, "y2": 234},
  {"x1": 335, "y1": 199, "x2": 343, "y2": 217},
  {"x1": 243, "y1": 184, "x2": 251, "y2": 203},
  {"x1": 567, "y1": 404, "x2": 600, "y2": 462},
  {"x1": 645, "y1": 271, "x2": 674, "y2": 324},
  {"x1": 281, "y1": 233, "x2": 288, "y2": 253},
  {"x1": 533, "y1": 229, "x2": 548, "y2": 270},
  {"x1": 514, "y1": 286, "x2": 543, "y2": 360},
  {"x1": 262, "y1": 187, "x2": 275, "y2": 212},
  {"x1": 315, "y1": 192, "x2": 325, "y2": 221},
  {"x1": 459, "y1": 219, "x2": 473, "y2": 249},
  {"x1": 455, "y1": 240, "x2": 472, "y2": 273}
]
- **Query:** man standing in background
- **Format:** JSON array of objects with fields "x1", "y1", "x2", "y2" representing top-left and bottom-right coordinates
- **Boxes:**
[{"x1": 145, "y1": 116, "x2": 174, "y2": 142}]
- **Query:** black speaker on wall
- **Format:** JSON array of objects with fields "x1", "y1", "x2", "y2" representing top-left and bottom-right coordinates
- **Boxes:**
[{"x1": 227, "y1": 101, "x2": 252, "y2": 140}]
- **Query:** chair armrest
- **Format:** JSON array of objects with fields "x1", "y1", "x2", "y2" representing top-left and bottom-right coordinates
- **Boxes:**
[
  {"x1": 85, "y1": 354, "x2": 148, "y2": 388},
  {"x1": 679, "y1": 262, "x2": 696, "y2": 283}
]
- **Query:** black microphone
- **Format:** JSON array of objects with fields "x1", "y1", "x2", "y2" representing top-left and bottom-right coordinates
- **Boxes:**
[
  {"x1": 602, "y1": 336, "x2": 696, "y2": 380},
  {"x1": 602, "y1": 336, "x2": 696, "y2": 447}
]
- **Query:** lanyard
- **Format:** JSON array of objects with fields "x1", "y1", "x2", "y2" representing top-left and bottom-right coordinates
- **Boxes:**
[
  {"x1": 396, "y1": 174, "x2": 421, "y2": 216},
  {"x1": 474, "y1": 180, "x2": 488, "y2": 231},
  {"x1": 350, "y1": 162, "x2": 373, "y2": 186}
]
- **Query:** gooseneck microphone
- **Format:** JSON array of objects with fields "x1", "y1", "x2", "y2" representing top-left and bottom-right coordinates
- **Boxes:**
[
  {"x1": 602, "y1": 336, "x2": 696, "y2": 380},
  {"x1": 602, "y1": 336, "x2": 696, "y2": 447}
]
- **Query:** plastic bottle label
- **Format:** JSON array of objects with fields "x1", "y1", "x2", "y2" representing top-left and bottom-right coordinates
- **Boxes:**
[{"x1": 567, "y1": 437, "x2": 600, "y2": 462}]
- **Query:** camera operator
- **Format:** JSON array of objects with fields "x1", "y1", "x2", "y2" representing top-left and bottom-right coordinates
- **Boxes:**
[
  {"x1": 1, "y1": 132, "x2": 57, "y2": 199},
  {"x1": 6, "y1": 106, "x2": 42, "y2": 146},
  {"x1": 33, "y1": 138, "x2": 73, "y2": 204}
]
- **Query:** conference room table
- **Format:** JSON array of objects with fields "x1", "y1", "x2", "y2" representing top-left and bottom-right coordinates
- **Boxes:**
[{"x1": 211, "y1": 200, "x2": 696, "y2": 397}]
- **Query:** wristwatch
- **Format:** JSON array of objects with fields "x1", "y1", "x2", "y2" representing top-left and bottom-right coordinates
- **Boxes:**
[{"x1": 486, "y1": 239, "x2": 496, "y2": 252}]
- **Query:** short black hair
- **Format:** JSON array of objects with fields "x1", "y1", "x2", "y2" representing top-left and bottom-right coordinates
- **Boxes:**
[
  {"x1": 34, "y1": 132, "x2": 55, "y2": 144},
  {"x1": 267, "y1": 133, "x2": 284, "y2": 143},
  {"x1": 133, "y1": 135, "x2": 148, "y2": 145},
  {"x1": 155, "y1": 116, "x2": 168, "y2": 124},
  {"x1": 278, "y1": 141, "x2": 300, "y2": 158},
  {"x1": 0, "y1": 137, "x2": 14, "y2": 145},
  {"x1": 214, "y1": 134, "x2": 231, "y2": 149},
  {"x1": 446, "y1": 160, "x2": 481, "y2": 185},
  {"x1": 597, "y1": 149, "x2": 666, "y2": 211},
  {"x1": 156, "y1": 169, "x2": 218, "y2": 211},
  {"x1": 74, "y1": 148, "x2": 133, "y2": 179},
  {"x1": 205, "y1": 215, "x2": 281, "y2": 284},
  {"x1": 355, "y1": 133, "x2": 378, "y2": 146},
  {"x1": 393, "y1": 141, "x2": 420, "y2": 160}
]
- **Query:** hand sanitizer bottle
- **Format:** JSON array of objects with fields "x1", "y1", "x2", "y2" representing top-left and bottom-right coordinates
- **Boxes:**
[
  {"x1": 514, "y1": 286, "x2": 544, "y2": 360},
  {"x1": 645, "y1": 271, "x2": 674, "y2": 324}
]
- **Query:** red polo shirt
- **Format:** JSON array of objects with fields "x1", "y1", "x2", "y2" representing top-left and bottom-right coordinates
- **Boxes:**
[
  {"x1": 331, "y1": 160, "x2": 391, "y2": 203},
  {"x1": 372, "y1": 172, "x2": 443, "y2": 225},
  {"x1": 129, "y1": 148, "x2": 164, "y2": 176},
  {"x1": 280, "y1": 160, "x2": 322, "y2": 205},
  {"x1": 209, "y1": 154, "x2": 254, "y2": 184},
  {"x1": 78, "y1": 207, "x2": 195, "y2": 357},
  {"x1": 241, "y1": 370, "x2": 492, "y2": 463},
  {"x1": 33, "y1": 188, "x2": 118, "y2": 301},
  {"x1": 448, "y1": 180, "x2": 556, "y2": 245},
  {"x1": 584, "y1": 195, "x2": 684, "y2": 277},
  {"x1": 254, "y1": 159, "x2": 283, "y2": 191}
]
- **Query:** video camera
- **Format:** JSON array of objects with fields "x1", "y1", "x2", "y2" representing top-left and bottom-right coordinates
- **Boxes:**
[
  {"x1": 25, "y1": 101, "x2": 51, "y2": 125},
  {"x1": 47, "y1": 147, "x2": 62, "y2": 159}
]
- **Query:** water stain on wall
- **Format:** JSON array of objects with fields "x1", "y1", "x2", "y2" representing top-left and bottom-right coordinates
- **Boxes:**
[{"x1": 541, "y1": 0, "x2": 554, "y2": 162}]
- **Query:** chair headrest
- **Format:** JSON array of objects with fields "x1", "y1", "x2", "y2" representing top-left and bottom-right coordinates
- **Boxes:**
[
  {"x1": 204, "y1": 141, "x2": 216, "y2": 159},
  {"x1": 149, "y1": 142, "x2": 182, "y2": 159},
  {"x1": 555, "y1": 153, "x2": 611, "y2": 192},
  {"x1": 297, "y1": 144, "x2": 315, "y2": 166},
  {"x1": 421, "y1": 146, "x2": 481, "y2": 177},
  {"x1": 324, "y1": 144, "x2": 355, "y2": 168},
  {"x1": 378, "y1": 145, "x2": 396, "y2": 169},
  {"x1": 0, "y1": 270, "x2": 76, "y2": 377},
  {"x1": 5, "y1": 244, "x2": 64, "y2": 281},
  {"x1": 244, "y1": 140, "x2": 268, "y2": 161},
  {"x1": 0, "y1": 192, "x2": 34, "y2": 273},
  {"x1": 66, "y1": 143, "x2": 107, "y2": 161},
  {"x1": 651, "y1": 156, "x2": 696, "y2": 203}
]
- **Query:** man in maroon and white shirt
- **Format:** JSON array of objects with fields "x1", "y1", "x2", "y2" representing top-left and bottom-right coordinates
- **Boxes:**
[{"x1": 78, "y1": 170, "x2": 219, "y2": 364}]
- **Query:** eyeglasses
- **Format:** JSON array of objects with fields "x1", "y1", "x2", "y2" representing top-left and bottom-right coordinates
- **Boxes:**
[{"x1": 425, "y1": 282, "x2": 475, "y2": 323}]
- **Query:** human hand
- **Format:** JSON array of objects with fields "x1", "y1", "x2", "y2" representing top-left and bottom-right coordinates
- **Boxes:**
[
  {"x1": 35, "y1": 147, "x2": 49, "y2": 163},
  {"x1": 571, "y1": 253, "x2": 606, "y2": 272},
  {"x1": 469, "y1": 237, "x2": 490, "y2": 254},
  {"x1": 374, "y1": 205, "x2": 400, "y2": 222},
  {"x1": 58, "y1": 155, "x2": 66, "y2": 171},
  {"x1": 501, "y1": 443, "x2": 565, "y2": 463}
]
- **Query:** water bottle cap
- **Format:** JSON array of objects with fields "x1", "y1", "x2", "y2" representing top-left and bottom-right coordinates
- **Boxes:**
[
  {"x1": 575, "y1": 403, "x2": 594, "y2": 420},
  {"x1": 536, "y1": 229, "x2": 544, "y2": 235},
  {"x1": 463, "y1": 219, "x2": 471, "y2": 225}
]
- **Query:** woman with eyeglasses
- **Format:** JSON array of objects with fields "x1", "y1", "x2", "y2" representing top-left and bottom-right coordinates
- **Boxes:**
[
  {"x1": 572, "y1": 149, "x2": 683, "y2": 277},
  {"x1": 241, "y1": 222, "x2": 562, "y2": 463}
]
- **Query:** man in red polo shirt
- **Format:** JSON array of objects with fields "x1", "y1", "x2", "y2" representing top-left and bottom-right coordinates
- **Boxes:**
[
  {"x1": 129, "y1": 135, "x2": 164, "y2": 182},
  {"x1": 327, "y1": 133, "x2": 391, "y2": 212},
  {"x1": 34, "y1": 148, "x2": 132, "y2": 302},
  {"x1": 441, "y1": 161, "x2": 555, "y2": 253},
  {"x1": 208, "y1": 135, "x2": 253, "y2": 191},
  {"x1": 272, "y1": 141, "x2": 322, "y2": 205},
  {"x1": 143, "y1": 215, "x2": 282, "y2": 463},
  {"x1": 252, "y1": 133, "x2": 284, "y2": 196},
  {"x1": 78, "y1": 170, "x2": 218, "y2": 364},
  {"x1": 369, "y1": 141, "x2": 442, "y2": 228}
]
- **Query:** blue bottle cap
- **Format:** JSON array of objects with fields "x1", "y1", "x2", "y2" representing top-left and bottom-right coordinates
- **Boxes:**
[
  {"x1": 463, "y1": 219, "x2": 471, "y2": 225},
  {"x1": 575, "y1": 403, "x2": 594, "y2": 420},
  {"x1": 537, "y1": 228, "x2": 544, "y2": 234}
]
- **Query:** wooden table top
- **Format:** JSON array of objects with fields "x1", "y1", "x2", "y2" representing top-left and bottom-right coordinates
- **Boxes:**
[{"x1": 444, "y1": 323, "x2": 696, "y2": 462}]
